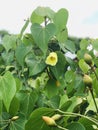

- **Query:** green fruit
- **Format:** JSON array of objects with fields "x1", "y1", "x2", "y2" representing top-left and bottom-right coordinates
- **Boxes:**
[
  {"x1": 83, "y1": 74, "x2": 92, "y2": 87},
  {"x1": 84, "y1": 53, "x2": 92, "y2": 65}
]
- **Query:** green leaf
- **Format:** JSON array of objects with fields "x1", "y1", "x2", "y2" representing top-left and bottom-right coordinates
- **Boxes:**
[
  {"x1": 59, "y1": 95, "x2": 68, "y2": 108},
  {"x1": 30, "y1": 6, "x2": 55, "y2": 24},
  {"x1": 34, "y1": 6, "x2": 55, "y2": 19},
  {"x1": 30, "y1": 11, "x2": 44, "y2": 24},
  {"x1": 0, "y1": 71, "x2": 16, "y2": 112},
  {"x1": 74, "y1": 75, "x2": 83, "y2": 89},
  {"x1": 50, "y1": 51, "x2": 67, "y2": 79},
  {"x1": 74, "y1": 75, "x2": 86, "y2": 97},
  {"x1": 66, "y1": 57, "x2": 77, "y2": 71},
  {"x1": 60, "y1": 100, "x2": 72, "y2": 111},
  {"x1": 92, "y1": 39, "x2": 98, "y2": 51},
  {"x1": 49, "y1": 95, "x2": 60, "y2": 109},
  {"x1": 93, "y1": 77, "x2": 98, "y2": 95},
  {"x1": 9, "y1": 96, "x2": 20, "y2": 116},
  {"x1": 77, "y1": 50, "x2": 88, "y2": 60},
  {"x1": 15, "y1": 43, "x2": 32, "y2": 66},
  {"x1": 0, "y1": 44, "x2": 4, "y2": 52},
  {"x1": 66, "y1": 81, "x2": 75, "y2": 97},
  {"x1": 22, "y1": 33, "x2": 35, "y2": 46},
  {"x1": 60, "y1": 96, "x2": 82, "y2": 112},
  {"x1": 17, "y1": 90, "x2": 38, "y2": 118},
  {"x1": 65, "y1": 70, "x2": 75, "y2": 83},
  {"x1": 0, "y1": 100, "x2": 2, "y2": 115},
  {"x1": 57, "y1": 28, "x2": 68, "y2": 42},
  {"x1": 0, "y1": 112, "x2": 10, "y2": 129},
  {"x1": 25, "y1": 53, "x2": 46, "y2": 76},
  {"x1": 37, "y1": 94, "x2": 47, "y2": 107},
  {"x1": 67, "y1": 97, "x2": 82, "y2": 112},
  {"x1": 45, "y1": 79, "x2": 58, "y2": 98},
  {"x1": 65, "y1": 40, "x2": 76, "y2": 53},
  {"x1": 80, "y1": 39, "x2": 89, "y2": 50},
  {"x1": 1, "y1": 51, "x2": 14, "y2": 65},
  {"x1": 2, "y1": 35, "x2": 17, "y2": 52},
  {"x1": 9, "y1": 114, "x2": 26, "y2": 130},
  {"x1": 31, "y1": 23, "x2": 56, "y2": 54},
  {"x1": 87, "y1": 92, "x2": 98, "y2": 112},
  {"x1": 66, "y1": 122, "x2": 86, "y2": 130},
  {"x1": 25, "y1": 107, "x2": 55, "y2": 130},
  {"x1": 79, "y1": 59, "x2": 90, "y2": 73},
  {"x1": 53, "y1": 8, "x2": 68, "y2": 32},
  {"x1": 79, "y1": 118, "x2": 96, "y2": 130},
  {"x1": 44, "y1": 96, "x2": 60, "y2": 109},
  {"x1": 15, "y1": 78, "x2": 22, "y2": 91},
  {"x1": 94, "y1": 58, "x2": 98, "y2": 67}
]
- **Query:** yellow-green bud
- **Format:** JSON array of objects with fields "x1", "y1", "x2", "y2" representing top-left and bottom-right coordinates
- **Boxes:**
[
  {"x1": 83, "y1": 74, "x2": 93, "y2": 87},
  {"x1": 11, "y1": 116, "x2": 19, "y2": 121},
  {"x1": 51, "y1": 114, "x2": 62, "y2": 120},
  {"x1": 42, "y1": 116, "x2": 56, "y2": 126},
  {"x1": 56, "y1": 81, "x2": 61, "y2": 87},
  {"x1": 84, "y1": 53, "x2": 92, "y2": 65}
]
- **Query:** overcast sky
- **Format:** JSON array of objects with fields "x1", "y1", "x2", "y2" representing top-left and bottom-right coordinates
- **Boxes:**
[{"x1": 0, "y1": 0, "x2": 98, "y2": 38}]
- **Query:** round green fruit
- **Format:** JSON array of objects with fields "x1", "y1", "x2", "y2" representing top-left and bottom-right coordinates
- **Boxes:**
[
  {"x1": 83, "y1": 74, "x2": 92, "y2": 87},
  {"x1": 84, "y1": 53, "x2": 92, "y2": 65}
]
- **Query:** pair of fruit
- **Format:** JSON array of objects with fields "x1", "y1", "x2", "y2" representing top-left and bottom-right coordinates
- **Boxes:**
[
  {"x1": 42, "y1": 114, "x2": 61, "y2": 126},
  {"x1": 83, "y1": 53, "x2": 93, "y2": 87}
]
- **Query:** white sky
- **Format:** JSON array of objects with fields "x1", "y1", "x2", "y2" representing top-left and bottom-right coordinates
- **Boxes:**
[{"x1": 0, "y1": 0, "x2": 98, "y2": 38}]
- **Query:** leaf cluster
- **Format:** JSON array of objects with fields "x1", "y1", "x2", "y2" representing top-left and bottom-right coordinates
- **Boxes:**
[{"x1": 0, "y1": 6, "x2": 98, "y2": 130}]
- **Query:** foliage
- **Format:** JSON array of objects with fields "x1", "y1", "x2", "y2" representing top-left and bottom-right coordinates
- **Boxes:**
[
  {"x1": 0, "y1": 6, "x2": 98, "y2": 130},
  {"x1": 0, "y1": 30, "x2": 9, "y2": 39}
]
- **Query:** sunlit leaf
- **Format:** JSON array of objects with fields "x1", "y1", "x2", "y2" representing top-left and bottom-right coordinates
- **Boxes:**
[
  {"x1": 25, "y1": 53, "x2": 46, "y2": 76},
  {"x1": 15, "y1": 43, "x2": 32, "y2": 66},
  {"x1": 80, "y1": 39, "x2": 89, "y2": 50},
  {"x1": 9, "y1": 96, "x2": 20, "y2": 116},
  {"x1": 53, "y1": 8, "x2": 68, "y2": 32},
  {"x1": 17, "y1": 90, "x2": 38, "y2": 118},
  {"x1": 79, "y1": 59, "x2": 90, "y2": 73},
  {"x1": 79, "y1": 118, "x2": 95, "y2": 130},
  {"x1": 2, "y1": 35, "x2": 17, "y2": 52},
  {"x1": 92, "y1": 39, "x2": 98, "y2": 51},
  {"x1": 57, "y1": 28, "x2": 68, "y2": 42},
  {"x1": 45, "y1": 79, "x2": 58, "y2": 98},
  {"x1": 64, "y1": 40, "x2": 76, "y2": 53},
  {"x1": 34, "y1": 6, "x2": 55, "y2": 19},
  {"x1": 31, "y1": 23, "x2": 56, "y2": 54},
  {"x1": 66, "y1": 122, "x2": 86, "y2": 130},
  {"x1": 65, "y1": 70, "x2": 75, "y2": 83},
  {"x1": 25, "y1": 107, "x2": 55, "y2": 130},
  {"x1": 0, "y1": 71, "x2": 16, "y2": 112},
  {"x1": 30, "y1": 11, "x2": 44, "y2": 24}
]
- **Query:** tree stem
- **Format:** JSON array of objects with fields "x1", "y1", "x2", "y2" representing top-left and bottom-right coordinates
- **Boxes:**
[
  {"x1": 56, "y1": 109, "x2": 98, "y2": 125},
  {"x1": 56, "y1": 124, "x2": 68, "y2": 130},
  {"x1": 89, "y1": 87, "x2": 98, "y2": 113},
  {"x1": 91, "y1": 66, "x2": 98, "y2": 80}
]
